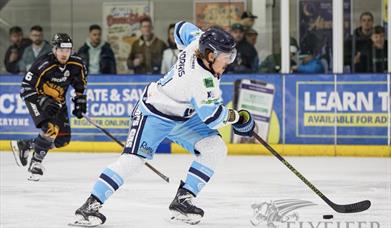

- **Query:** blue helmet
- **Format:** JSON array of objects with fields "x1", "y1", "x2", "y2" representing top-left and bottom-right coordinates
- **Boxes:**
[{"x1": 199, "y1": 27, "x2": 236, "y2": 59}]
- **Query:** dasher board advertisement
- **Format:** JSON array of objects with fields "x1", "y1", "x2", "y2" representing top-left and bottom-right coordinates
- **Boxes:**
[{"x1": 232, "y1": 79, "x2": 275, "y2": 144}]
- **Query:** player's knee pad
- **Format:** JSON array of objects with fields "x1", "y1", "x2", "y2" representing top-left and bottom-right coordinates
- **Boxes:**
[
  {"x1": 53, "y1": 134, "x2": 71, "y2": 148},
  {"x1": 41, "y1": 121, "x2": 60, "y2": 139},
  {"x1": 107, "y1": 154, "x2": 145, "y2": 179},
  {"x1": 33, "y1": 134, "x2": 54, "y2": 161},
  {"x1": 194, "y1": 135, "x2": 227, "y2": 169}
]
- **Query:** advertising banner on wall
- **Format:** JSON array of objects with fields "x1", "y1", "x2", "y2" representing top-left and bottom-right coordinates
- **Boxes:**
[
  {"x1": 102, "y1": 2, "x2": 153, "y2": 74},
  {"x1": 194, "y1": 0, "x2": 245, "y2": 30},
  {"x1": 0, "y1": 75, "x2": 283, "y2": 145},
  {"x1": 0, "y1": 74, "x2": 388, "y2": 145},
  {"x1": 285, "y1": 74, "x2": 389, "y2": 145}
]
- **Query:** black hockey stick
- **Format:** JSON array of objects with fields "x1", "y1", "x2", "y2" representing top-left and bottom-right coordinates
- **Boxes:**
[
  {"x1": 83, "y1": 114, "x2": 170, "y2": 183},
  {"x1": 252, "y1": 132, "x2": 370, "y2": 213}
]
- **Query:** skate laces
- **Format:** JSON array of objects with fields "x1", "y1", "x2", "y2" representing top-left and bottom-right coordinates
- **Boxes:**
[
  {"x1": 30, "y1": 161, "x2": 44, "y2": 172},
  {"x1": 178, "y1": 192, "x2": 194, "y2": 206}
]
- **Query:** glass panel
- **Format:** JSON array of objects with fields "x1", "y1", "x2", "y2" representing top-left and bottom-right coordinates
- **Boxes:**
[{"x1": 343, "y1": 0, "x2": 388, "y2": 73}]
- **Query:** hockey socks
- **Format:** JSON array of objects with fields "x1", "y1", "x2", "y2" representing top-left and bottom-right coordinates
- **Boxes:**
[
  {"x1": 183, "y1": 161, "x2": 214, "y2": 196},
  {"x1": 91, "y1": 168, "x2": 124, "y2": 203},
  {"x1": 90, "y1": 154, "x2": 144, "y2": 203}
]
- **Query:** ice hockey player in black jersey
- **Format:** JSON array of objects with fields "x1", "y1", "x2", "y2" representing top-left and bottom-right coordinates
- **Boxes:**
[{"x1": 10, "y1": 33, "x2": 88, "y2": 181}]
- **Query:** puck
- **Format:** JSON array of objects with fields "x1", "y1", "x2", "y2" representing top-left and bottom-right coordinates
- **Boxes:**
[{"x1": 323, "y1": 215, "x2": 333, "y2": 219}]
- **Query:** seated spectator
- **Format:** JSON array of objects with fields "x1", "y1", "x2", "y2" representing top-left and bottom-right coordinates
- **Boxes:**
[
  {"x1": 241, "y1": 11, "x2": 258, "y2": 31},
  {"x1": 4, "y1": 26, "x2": 31, "y2": 74},
  {"x1": 292, "y1": 33, "x2": 325, "y2": 74},
  {"x1": 226, "y1": 23, "x2": 258, "y2": 73},
  {"x1": 19, "y1": 25, "x2": 51, "y2": 73},
  {"x1": 127, "y1": 17, "x2": 167, "y2": 74},
  {"x1": 245, "y1": 28, "x2": 258, "y2": 46},
  {"x1": 344, "y1": 11, "x2": 374, "y2": 72},
  {"x1": 78, "y1": 24, "x2": 116, "y2": 74},
  {"x1": 259, "y1": 37, "x2": 299, "y2": 73},
  {"x1": 161, "y1": 23, "x2": 179, "y2": 74},
  {"x1": 359, "y1": 25, "x2": 388, "y2": 73}
]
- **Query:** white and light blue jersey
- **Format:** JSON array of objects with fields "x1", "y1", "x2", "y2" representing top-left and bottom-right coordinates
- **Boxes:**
[{"x1": 138, "y1": 21, "x2": 231, "y2": 130}]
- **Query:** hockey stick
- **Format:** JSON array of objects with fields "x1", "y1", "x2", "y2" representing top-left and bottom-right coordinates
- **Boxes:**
[
  {"x1": 252, "y1": 132, "x2": 370, "y2": 213},
  {"x1": 83, "y1": 114, "x2": 170, "y2": 183}
]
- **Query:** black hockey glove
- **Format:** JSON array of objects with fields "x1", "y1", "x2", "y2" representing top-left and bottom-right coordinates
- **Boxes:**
[
  {"x1": 72, "y1": 95, "x2": 87, "y2": 119},
  {"x1": 232, "y1": 110, "x2": 255, "y2": 137},
  {"x1": 38, "y1": 96, "x2": 61, "y2": 116}
]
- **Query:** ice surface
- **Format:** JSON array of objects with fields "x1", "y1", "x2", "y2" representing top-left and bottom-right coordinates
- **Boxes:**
[{"x1": 1, "y1": 152, "x2": 390, "y2": 228}]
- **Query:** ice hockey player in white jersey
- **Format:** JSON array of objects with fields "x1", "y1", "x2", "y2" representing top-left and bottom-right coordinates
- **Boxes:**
[{"x1": 70, "y1": 21, "x2": 255, "y2": 227}]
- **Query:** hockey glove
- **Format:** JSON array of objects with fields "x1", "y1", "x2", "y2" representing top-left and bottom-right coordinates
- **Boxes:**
[
  {"x1": 232, "y1": 110, "x2": 255, "y2": 137},
  {"x1": 72, "y1": 95, "x2": 87, "y2": 119},
  {"x1": 38, "y1": 96, "x2": 61, "y2": 116}
]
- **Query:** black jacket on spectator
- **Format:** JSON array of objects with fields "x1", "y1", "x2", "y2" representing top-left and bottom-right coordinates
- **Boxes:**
[
  {"x1": 78, "y1": 42, "x2": 116, "y2": 74},
  {"x1": 4, "y1": 38, "x2": 31, "y2": 74},
  {"x1": 344, "y1": 27, "x2": 372, "y2": 72},
  {"x1": 227, "y1": 39, "x2": 258, "y2": 73},
  {"x1": 359, "y1": 41, "x2": 388, "y2": 73}
]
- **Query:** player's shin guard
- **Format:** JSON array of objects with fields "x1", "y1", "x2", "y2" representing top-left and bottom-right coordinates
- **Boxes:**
[
  {"x1": 91, "y1": 154, "x2": 144, "y2": 204},
  {"x1": 183, "y1": 161, "x2": 214, "y2": 196}
]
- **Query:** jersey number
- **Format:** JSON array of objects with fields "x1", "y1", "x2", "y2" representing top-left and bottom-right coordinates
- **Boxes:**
[{"x1": 25, "y1": 72, "x2": 33, "y2": 81}]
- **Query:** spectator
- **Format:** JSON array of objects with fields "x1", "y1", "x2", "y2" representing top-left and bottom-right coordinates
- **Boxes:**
[
  {"x1": 359, "y1": 25, "x2": 388, "y2": 73},
  {"x1": 245, "y1": 28, "x2": 258, "y2": 46},
  {"x1": 4, "y1": 26, "x2": 31, "y2": 74},
  {"x1": 127, "y1": 17, "x2": 167, "y2": 74},
  {"x1": 226, "y1": 23, "x2": 258, "y2": 73},
  {"x1": 19, "y1": 25, "x2": 51, "y2": 73},
  {"x1": 292, "y1": 33, "x2": 324, "y2": 74},
  {"x1": 344, "y1": 12, "x2": 374, "y2": 72},
  {"x1": 161, "y1": 23, "x2": 179, "y2": 74},
  {"x1": 241, "y1": 11, "x2": 258, "y2": 31},
  {"x1": 78, "y1": 24, "x2": 116, "y2": 74},
  {"x1": 259, "y1": 37, "x2": 299, "y2": 73}
]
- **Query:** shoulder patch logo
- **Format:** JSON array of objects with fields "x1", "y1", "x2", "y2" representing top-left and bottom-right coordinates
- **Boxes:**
[{"x1": 203, "y1": 78, "x2": 214, "y2": 88}]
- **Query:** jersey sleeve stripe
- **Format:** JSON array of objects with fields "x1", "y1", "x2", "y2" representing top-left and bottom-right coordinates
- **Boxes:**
[
  {"x1": 175, "y1": 21, "x2": 186, "y2": 46},
  {"x1": 204, "y1": 105, "x2": 223, "y2": 125}
]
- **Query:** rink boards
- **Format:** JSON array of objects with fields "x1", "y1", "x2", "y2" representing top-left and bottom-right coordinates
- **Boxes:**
[{"x1": 0, "y1": 74, "x2": 390, "y2": 156}]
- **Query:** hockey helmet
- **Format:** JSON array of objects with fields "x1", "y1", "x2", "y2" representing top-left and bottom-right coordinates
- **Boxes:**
[
  {"x1": 51, "y1": 33, "x2": 73, "y2": 49},
  {"x1": 199, "y1": 27, "x2": 237, "y2": 64}
]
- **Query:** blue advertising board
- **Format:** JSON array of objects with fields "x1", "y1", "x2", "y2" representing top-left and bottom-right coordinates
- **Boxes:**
[{"x1": 0, "y1": 74, "x2": 388, "y2": 146}]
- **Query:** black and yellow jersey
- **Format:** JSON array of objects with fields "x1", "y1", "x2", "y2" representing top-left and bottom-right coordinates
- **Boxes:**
[{"x1": 20, "y1": 53, "x2": 87, "y2": 104}]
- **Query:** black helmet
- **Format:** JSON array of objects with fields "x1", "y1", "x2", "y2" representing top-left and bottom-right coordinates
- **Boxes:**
[
  {"x1": 199, "y1": 27, "x2": 236, "y2": 59},
  {"x1": 51, "y1": 33, "x2": 73, "y2": 49}
]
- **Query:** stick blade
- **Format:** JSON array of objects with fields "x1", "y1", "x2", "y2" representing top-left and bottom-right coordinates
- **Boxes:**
[{"x1": 332, "y1": 200, "x2": 371, "y2": 213}]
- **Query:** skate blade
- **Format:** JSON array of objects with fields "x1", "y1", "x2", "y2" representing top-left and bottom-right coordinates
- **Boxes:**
[
  {"x1": 27, "y1": 174, "x2": 41, "y2": 181},
  {"x1": 169, "y1": 210, "x2": 202, "y2": 225},
  {"x1": 10, "y1": 141, "x2": 22, "y2": 167},
  {"x1": 68, "y1": 215, "x2": 103, "y2": 227}
]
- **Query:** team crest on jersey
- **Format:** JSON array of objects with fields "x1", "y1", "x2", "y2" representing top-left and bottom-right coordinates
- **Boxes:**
[
  {"x1": 203, "y1": 78, "x2": 214, "y2": 88},
  {"x1": 64, "y1": 70, "x2": 70, "y2": 77},
  {"x1": 139, "y1": 141, "x2": 153, "y2": 155}
]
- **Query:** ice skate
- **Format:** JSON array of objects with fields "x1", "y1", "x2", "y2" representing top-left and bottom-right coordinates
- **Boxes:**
[
  {"x1": 27, "y1": 158, "x2": 44, "y2": 181},
  {"x1": 10, "y1": 140, "x2": 33, "y2": 167},
  {"x1": 69, "y1": 196, "x2": 106, "y2": 227},
  {"x1": 169, "y1": 188, "x2": 204, "y2": 225}
]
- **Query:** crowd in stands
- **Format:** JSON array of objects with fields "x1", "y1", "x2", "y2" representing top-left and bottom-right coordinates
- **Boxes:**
[{"x1": 3, "y1": 11, "x2": 388, "y2": 75}]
